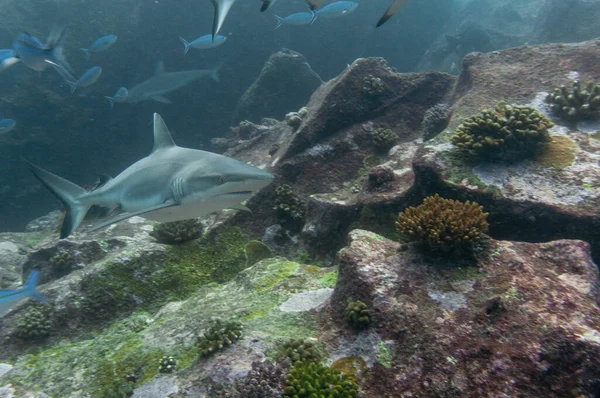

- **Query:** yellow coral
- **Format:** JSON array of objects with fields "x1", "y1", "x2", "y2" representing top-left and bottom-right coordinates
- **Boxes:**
[{"x1": 396, "y1": 194, "x2": 488, "y2": 251}]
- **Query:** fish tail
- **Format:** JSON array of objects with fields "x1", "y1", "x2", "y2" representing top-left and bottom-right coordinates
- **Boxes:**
[
  {"x1": 50, "y1": 27, "x2": 75, "y2": 77},
  {"x1": 178, "y1": 37, "x2": 190, "y2": 55},
  {"x1": 25, "y1": 160, "x2": 92, "y2": 239},
  {"x1": 23, "y1": 270, "x2": 48, "y2": 304},
  {"x1": 0, "y1": 56, "x2": 20, "y2": 72},
  {"x1": 210, "y1": 64, "x2": 222, "y2": 83},
  {"x1": 274, "y1": 14, "x2": 284, "y2": 29},
  {"x1": 79, "y1": 48, "x2": 91, "y2": 60},
  {"x1": 104, "y1": 96, "x2": 115, "y2": 110},
  {"x1": 69, "y1": 82, "x2": 77, "y2": 95},
  {"x1": 309, "y1": 10, "x2": 317, "y2": 25}
]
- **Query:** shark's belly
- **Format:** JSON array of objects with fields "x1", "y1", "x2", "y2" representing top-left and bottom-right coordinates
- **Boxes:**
[{"x1": 142, "y1": 193, "x2": 252, "y2": 222}]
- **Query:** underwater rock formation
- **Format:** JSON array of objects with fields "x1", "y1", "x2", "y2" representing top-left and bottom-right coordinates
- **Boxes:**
[{"x1": 232, "y1": 49, "x2": 323, "y2": 124}]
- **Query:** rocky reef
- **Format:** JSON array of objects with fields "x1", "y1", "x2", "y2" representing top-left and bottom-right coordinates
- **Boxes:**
[{"x1": 2, "y1": 38, "x2": 600, "y2": 397}]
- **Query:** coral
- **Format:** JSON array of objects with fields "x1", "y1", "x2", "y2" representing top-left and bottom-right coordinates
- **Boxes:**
[
  {"x1": 371, "y1": 128, "x2": 398, "y2": 151},
  {"x1": 367, "y1": 165, "x2": 395, "y2": 191},
  {"x1": 158, "y1": 355, "x2": 178, "y2": 373},
  {"x1": 283, "y1": 361, "x2": 358, "y2": 397},
  {"x1": 395, "y1": 194, "x2": 488, "y2": 252},
  {"x1": 149, "y1": 219, "x2": 204, "y2": 244},
  {"x1": 49, "y1": 249, "x2": 76, "y2": 271},
  {"x1": 533, "y1": 136, "x2": 576, "y2": 168},
  {"x1": 15, "y1": 305, "x2": 52, "y2": 340},
  {"x1": 230, "y1": 360, "x2": 289, "y2": 398},
  {"x1": 285, "y1": 112, "x2": 303, "y2": 130},
  {"x1": 196, "y1": 318, "x2": 243, "y2": 357},
  {"x1": 363, "y1": 74, "x2": 385, "y2": 96},
  {"x1": 344, "y1": 300, "x2": 372, "y2": 330},
  {"x1": 451, "y1": 103, "x2": 553, "y2": 160},
  {"x1": 422, "y1": 103, "x2": 452, "y2": 140},
  {"x1": 545, "y1": 80, "x2": 600, "y2": 122},
  {"x1": 276, "y1": 338, "x2": 322, "y2": 364},
  {"x1": 273, "y1": 184, "x2": 307, "y2": 232}
]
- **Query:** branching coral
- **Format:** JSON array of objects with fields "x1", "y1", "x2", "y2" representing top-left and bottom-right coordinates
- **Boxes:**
[
  {"x1": 363, "y1": 74, "x2": 385, "y2": 96},
  {"x1": 273, "y1": 184, "x2": 306, "y2": 231},
  {"x1": 345, "y1": 300, "x2": 372, "y2": 330},
  {"x1": 15, "y1": 305, "x2": 52, "y2": 340},
  {"x1": 150, "y1": 219, "x2": 204, "y2": 244},
  {"x1": 451, "y1": 103, "x2": 553, "y2": 160},
  {"x1": 196, "y1": 318, "x2": 243, "y2": 357},
  {"x1": 395, "y1": 194, "x2": 488, "y2": 252},
  {"x1": 371, "y1": 128, "x2": 398, "y2": 151},
  {"x1": 230, "y1": 360, "x2": 289, "y2": 397},
  {"x1": 276, "y1": 338, "x2": 322, "y2": 364},
  {"x1": 283, "y1": 361, "x2": 358, "y2": 397},
  {"x1": 546, "y1": 80, "x2": 600, "y2": 122}
]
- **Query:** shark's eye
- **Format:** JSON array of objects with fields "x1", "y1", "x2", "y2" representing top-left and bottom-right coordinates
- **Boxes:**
[{"x1": 216, "y1": 175, "x2": 226, "y2": 185}]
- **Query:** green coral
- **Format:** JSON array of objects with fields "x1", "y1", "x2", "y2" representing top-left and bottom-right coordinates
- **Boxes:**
[
  {"x1": 363, "y1": 74, "x2": 385, "y2": 96},
  {"x1": 396, "y1": 194, "x2": 489, "y2": 252},
  {"x1": 196, "y1": 318, "x2": 243, "y2": 357},
  {"x1": 276, "y1": 338, "x2": 322, "y2": 364},
  {"x1": 273, "y1": 184, "x2": 306, "y2": 231},
  {"x1": 345, "y1": 301, "x2": 372, "y2": 330},
  {"x1": 283, "y1": 361, "x2": 358, "y2": 397},
  {"x1": 546, "y1": 80, "x2": 600, "y2": 122},
  {"x1": 371, "y1": 128, "x2": 398, "y2": 151},
  {"x1": 451, "y1": 103, "x2": 553, "y2": 160},
  {"x1": 15, "y1": 305, "x2": 52, "y2": 340},
  {"x1": 149, "y1": 219, "x2": 204, "y2": 244},
  {"x1": 158, "y1": 355, "x2": 178, "y2": 373},
  {"x1": 49, "y1": 249, "x2": 76, "y2": 270}
]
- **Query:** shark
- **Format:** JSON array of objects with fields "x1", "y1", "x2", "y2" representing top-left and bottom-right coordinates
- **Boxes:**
[
  {"x1": 108, "y1": 62, "x2": 221, "y2": 105},
  {"x1": 376, "y1": 0, "x2": 410, "y2": 27},
  {"x1": 28, "y1": 113, "x2": 275, "y2": 239},
  {"x1": 210, "y1": 0, "x2": 280, "y2": 38}
]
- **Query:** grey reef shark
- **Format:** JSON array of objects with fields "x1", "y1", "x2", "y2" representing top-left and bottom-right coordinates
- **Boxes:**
[{"x1": 28, "y1": 113, "x2": 274, "y2": 239}]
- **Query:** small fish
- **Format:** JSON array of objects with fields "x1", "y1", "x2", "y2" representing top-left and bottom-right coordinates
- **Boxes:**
[
  {"x1": 104, "y1": 87, "x2": 129, "y2": 109},
  {"x1": 80, "y1": 34, "x2": 118, "y2": 60},
  {"x1": 178, "y1": 35, "x2": 227, "y2": 55},
  {"x1": 315, "y1": 1, "x2": 358, "y2": 19},
  {"x1": 0, "y1": 270, "x2": 47, "y2": 318},
  {"x1": 376, "y1": 0, "x2": 410, "y2": 27},
  {"x1": 0, "y1": 119, "x2": 16, "y2": 134},
  {"x1": 274, "y1": 11, "x2": 317, "y2": 28},
  {"x1": 69, "y1": 66, "x2": 102, "y2": 94},
  {"x1": 11, "y1": 28, "x2": 76, "y2": 82}
]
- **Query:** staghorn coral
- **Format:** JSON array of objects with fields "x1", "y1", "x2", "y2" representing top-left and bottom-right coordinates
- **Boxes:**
[
  {"x1": 230, "y1": 360, "x2": 289, "y2": 398},
  {"x1": 196, "y1": 318, "x2": 243, "y2": 357},
  {"x1": 371, "y1": 128, "x2": 398, "y2": 152},
  {"x1": 545, "y1": 80, "x2": 600, "y2": 122},
  {"x1": 395, "y1": 194, "x2": 488, "y2": 252},
  {"x1": 273, "y1": 184, "x2": 306, "y2": 232},
  {"x1": 15, "y1": 305, "x2": 52, "y2": 340},
  {"x1": 276, "y1": 338, "x2": 322, "y2": 364},
  {"x1": 345, "y1": 300, "x2": 372, "y2": 330},
  {"x1": 363, "y1": 74, "x2": 385, "y2": 96},
  {"x1": 150, "y1": 219, "x2": 204, "y2": 244},
  {"x1": 451, "y1": 103, "x2": 553, "y2": 160},
  {"x1": 158, "y1": 356, "x2": 178, "y2": 373},
  {"x1": 422, "y1": 103, "x2": 452, "y2": 140},
  {"x1": 283, "y1": 361, "x2": 358, "y2": 397}
]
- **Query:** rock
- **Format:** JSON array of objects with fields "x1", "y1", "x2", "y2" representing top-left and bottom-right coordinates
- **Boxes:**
[
  {"x1": 24, "y1": 211, "x2": 62, "y2": 233},
  {"x1": 231, "y1": 49, "x2": 322, "y2": 124},
  {"x1": 0, "y1": 234, "x2": 30, "y2": 288},
  {"x1": 330, "y1": 229, "x2": 600, "y2": 396},
  {"x1": 533, "y1": 0, "x2": 600, "y2": 45}
]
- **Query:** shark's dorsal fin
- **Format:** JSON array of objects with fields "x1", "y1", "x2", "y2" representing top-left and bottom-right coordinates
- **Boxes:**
[
  {"x1": 152, "y1": 113, "x2": 176, "y2": 152},
  {"x1": 155, "y1": 61, "x2": 165, "y2": 76}
]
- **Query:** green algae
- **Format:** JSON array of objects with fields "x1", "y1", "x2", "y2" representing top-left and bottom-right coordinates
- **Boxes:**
[
  {"x1": 318, "y1": 271, "x2": 338, "y2": 288},
  {"x1": 25, "y1": 230, "x2": 52, "y2": 248},
  {"x1": 376, "y1": 340, "x2": 393, "y2": 369}
]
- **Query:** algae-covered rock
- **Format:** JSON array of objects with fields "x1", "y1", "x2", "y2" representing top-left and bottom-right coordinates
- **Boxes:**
[{"x1": 149, "y1": 219, "x2": 204, "y2": 244}]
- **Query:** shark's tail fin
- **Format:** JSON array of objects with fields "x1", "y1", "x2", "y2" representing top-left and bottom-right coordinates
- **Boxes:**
[
  {"x1": 210, "y1": 63, "x2": 223, "y2": 83},
  {"x1": 69, "y1": 82, "x2": 78, "y2": 95},
  {"x1": 26, "y1": 161, "x2": 91, "y2": 239},
  {"x1": 48, "y1": 27, "x2": 76, "y2": 81},
  {"x1": 22, "y1": 270, "x2": 48, "y2": 304},
  {"x1": 274, "y1": 14, "x2": 284, "y2": 29},
  {"x1": 178, "y1": 37, "x2": 191, "y2": 55},
  {"x1": 79, "y1": 48, "x2": 91, "y2": 60}
]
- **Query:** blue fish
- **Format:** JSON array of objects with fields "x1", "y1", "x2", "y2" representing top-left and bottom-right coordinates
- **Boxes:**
[
  {"x1": 0, "y1": 119, "x2": 16, "y2": 134},
  {"x1": 0, "y1": 270, "x2": 47, "y2": 318},
  {"x1": 10, "y1": 28, "x2": 76, "y2": 82},
  {"x1": 69, "y1": 66, "x2": 102, "y2": 94},
  {"x1": 80, "y1": 34, "x2": 118, "y2": 60},
  {"x1": 178, "y1": 34, "x2": 227, "y2": 55},
  {"x1": 274, "y1": 11, "x2": 317, "y2": 28},
  {"x1": 104, "y1": 87, "x2": 129, "y2": 109},
  {"x1": 315, "y1": 1, "x2": 359, "y2": 18}
]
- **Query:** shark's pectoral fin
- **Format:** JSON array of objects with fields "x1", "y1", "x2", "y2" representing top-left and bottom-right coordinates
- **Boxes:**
[
  {"x1": 88, "y1": 200, "x2": 178, "y2": 232},
  {"x1": 377, "y1": 0, "x2": 410, "y2": 27},
  {"x1": 229, "y1": 203, "x2": 252, "y2": 213},
  {"x1": 152, "y1": 95, "x2": 172, "y2": 104}
]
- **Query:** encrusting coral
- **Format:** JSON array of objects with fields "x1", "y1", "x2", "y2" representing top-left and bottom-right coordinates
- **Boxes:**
[
  {"x1": 395, "y1": 194, "x2": 488, "y2": 252},
  {"x1": 422, "y1": 103, "x2": 452, "y2": 140},
  {"x1": 371, "y1": 128, "x2": 398, "y2": 151},
  {"x1": 273, "y1": 184, "x2": 307, "y2": 231},
  {"x1": 545, "y1": 80, "x2": 600, "y2": 122},
  {"x1": 363, "y1": 74, "x2": 385, "y2": 96},
  {"x1": 276, "y1": 338, "x2": 322, "y2": 364},
  {"x1": 196, "y1": 318, "x2": 243, "y2": 357},
  {"x1": 15, "y1": 305, "x2": 52, "y2": 340},
  {"x1": 149, "y1": 219, "x2": 204, "y2": 244},
  {"x1": 451, "y1": 103, "x2": 553, "y2": 160},
  {"x1": 345, "y1": 300, "x2": 372, "y2": 330},
  {"x1": 230, "y1": 360, "x2": 289, "y2": 398},
  {"x1": 283, "y1": 361, "x2": 358, "y2": 398}
]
